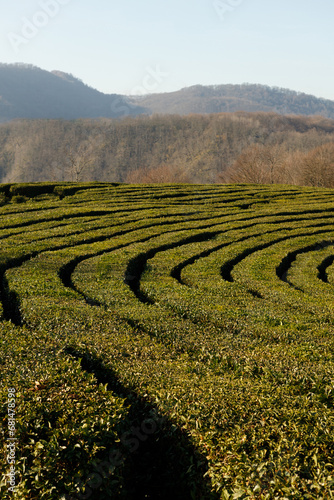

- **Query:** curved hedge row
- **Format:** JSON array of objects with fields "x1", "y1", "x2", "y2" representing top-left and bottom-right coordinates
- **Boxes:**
[{"x1": 1, "y1": 183, "x2": 334, "y2": 500}]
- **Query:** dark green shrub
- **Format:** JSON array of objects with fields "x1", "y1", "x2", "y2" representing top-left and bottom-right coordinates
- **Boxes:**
[
  {"x1": 10, "y1": 183, "x2": 57, "y2": 198},
  {"x1": 0, "y1": 183, "x2": 12, "y2": 196},
  {"x1": 11, "y1": 194, "x2": 28, "y2": 203},
  {"x1": 53, "y1": 186, "x2": 65, "y2": 199},
  {"x1": 0, "y1": 193, "x2": 8, "y2": 206}
]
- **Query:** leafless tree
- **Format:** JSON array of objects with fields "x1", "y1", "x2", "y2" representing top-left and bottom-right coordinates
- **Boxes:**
[
  {"x1": 60, "y1": 134, "x2": 105, "y2": 181},
  {"x1": 300, "y1": 142, "x2": 334, "y2": 188},
  {"x1": 223, "y1": 144, "x2": 289, "y2": 184}
]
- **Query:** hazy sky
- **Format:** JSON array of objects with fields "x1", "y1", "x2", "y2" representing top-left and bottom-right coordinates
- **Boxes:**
[{"x1": 1, "y1": 0, "x2": 334, "y2": 99}]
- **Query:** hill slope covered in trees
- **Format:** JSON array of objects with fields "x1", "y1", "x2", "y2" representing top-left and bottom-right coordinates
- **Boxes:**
[
  {"x1": 129, "y1": 83, "x2": 334, "y2": 119},
  {"x1": 0, "y1": 63, "x2": 143, "y2": 121},
  {"x1": 1, "y1": 63, "x2": 334, "y2": 121},
  {"x1": 1, "y1": 113, "x2": 334, "y2": 186}
]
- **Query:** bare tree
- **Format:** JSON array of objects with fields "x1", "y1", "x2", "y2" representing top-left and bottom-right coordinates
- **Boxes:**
[
  {"x1": 126, "y1": 163, "x2": 191, "y2": 183},
  {"x1": 60, "y1": 134, "x2": 105, "y2": 181},
  {"x1": 223, "y1": 144, "x2": 289, "y2": 184},
  {"x1": 300, "y1": 142, "x2": 334, "y2": 188}
]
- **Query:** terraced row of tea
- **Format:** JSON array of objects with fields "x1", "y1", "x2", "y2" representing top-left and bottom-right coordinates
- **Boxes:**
[{"x1": 1, "y1": 182, "x2": 334, "y2": 499}]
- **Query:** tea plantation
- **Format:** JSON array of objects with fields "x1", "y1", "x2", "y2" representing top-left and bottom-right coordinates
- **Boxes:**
[{"x1": 1, "y1": 182, "x2": 334, "y2": 499}]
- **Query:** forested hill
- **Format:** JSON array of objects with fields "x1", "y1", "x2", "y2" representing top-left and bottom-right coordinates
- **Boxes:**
[
  {"x1": 0, "y1": 63, "x2": 144, "y2": 122},
  {"x1": 129, "y1": 84, "x2": 334, "y2": 119},
  {"x1": 1, "y1": 63, "x2": 334, "y2": 121},
  {"x1": 1, "y1": 113, "x2": 334, "y2": 186}
]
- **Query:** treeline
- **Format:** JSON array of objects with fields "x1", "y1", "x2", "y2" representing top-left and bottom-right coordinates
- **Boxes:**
[{"x1": 1, "y1": 112, "x2": 334, "y2": 186}]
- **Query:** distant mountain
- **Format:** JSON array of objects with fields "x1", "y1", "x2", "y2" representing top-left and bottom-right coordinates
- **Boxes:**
[
  {"x1": 129, "y1": 84, "x2": 334, "y2": 119},
  {"x1": 1, "y1": 63, "x2": 334, "y2": 121},
  {"x1": 0, "y1": 63, "x2": 144, "y2": 121}
]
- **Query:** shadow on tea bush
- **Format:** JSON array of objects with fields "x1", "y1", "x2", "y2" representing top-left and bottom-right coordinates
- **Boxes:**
[{"x1": 11, "y1": 194, "x2": 28, "y2": 203}]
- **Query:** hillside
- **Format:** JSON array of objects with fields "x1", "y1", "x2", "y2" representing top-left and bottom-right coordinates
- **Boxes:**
[
  {"x1": 129, "y1": 83, "x2": 334, "y2": 118},
  {"x1": 1, "y1": 113, "x2": 334, "y2": 185},
  {"x1": 1, "y1": 63, "x2": 334, "y2": 121},
  {"x1": 1, "y1": 183, "x2": 334, "y2": 499},
  {"x1": 0, "y1": 63, "x2": 144, "y2": 121}
]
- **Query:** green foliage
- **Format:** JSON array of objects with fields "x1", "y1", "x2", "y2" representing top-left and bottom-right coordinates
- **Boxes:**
[
  {"x1": 1, "y1": 182, "x2": 334, "y2": 499},
  {"x1": 11, "y1": 194, "x2": 28, "y2": 204},
  {"x1": 0, "y1": 193, "x2": 8, "y2": 206},
  {"x1": 0, "y1": 184, "x2": 12, "y2": 196},
  {"x1": 9, "y1": 183, "x2": 58, "y2": 198}
]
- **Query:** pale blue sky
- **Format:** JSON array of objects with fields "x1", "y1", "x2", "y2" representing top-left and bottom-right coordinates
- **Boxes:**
[{"x1": 1, "y1": 0, "x2": 334, "y2": 99}]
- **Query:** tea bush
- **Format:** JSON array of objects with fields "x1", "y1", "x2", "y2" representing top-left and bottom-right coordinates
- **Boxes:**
[{"x1": 1, "y1": 182, "x2": 334, "y2": 499}]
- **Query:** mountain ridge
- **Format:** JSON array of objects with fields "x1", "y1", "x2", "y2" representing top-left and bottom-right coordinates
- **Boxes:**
[
  {"x1": 128, "y1": 83, "x2": 334, "y2": 117},
  {"x1": 0, "y1": 63, "x2": 144, "y2": 121},
  {"x1": 1, "y1": 63, "x2": 334, "y2": 121}
]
